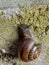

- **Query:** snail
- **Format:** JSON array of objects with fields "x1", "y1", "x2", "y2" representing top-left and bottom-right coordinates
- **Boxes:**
[{"x1": 18, "y1": 24, "x2": 41, "y2": 62}]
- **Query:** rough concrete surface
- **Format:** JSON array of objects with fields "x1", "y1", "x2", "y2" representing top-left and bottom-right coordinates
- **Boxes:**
[{"x1": 0, "y1": 0, "x2": 49, "y2": 65}]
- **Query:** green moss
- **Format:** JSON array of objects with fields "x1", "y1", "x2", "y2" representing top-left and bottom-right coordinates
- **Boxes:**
[{"x1": 0, "y1": 11, "x2": 4, "y2": 16}]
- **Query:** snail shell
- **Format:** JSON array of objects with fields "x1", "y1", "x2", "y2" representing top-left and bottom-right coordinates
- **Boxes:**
[{"x1": 18, "y1": 38, "x2": 41, "y2": 62}]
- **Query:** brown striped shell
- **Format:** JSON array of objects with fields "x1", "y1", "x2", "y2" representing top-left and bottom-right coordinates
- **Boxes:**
[{"x1": 18, "y1": 38, "x2": 41, "y2": 62}]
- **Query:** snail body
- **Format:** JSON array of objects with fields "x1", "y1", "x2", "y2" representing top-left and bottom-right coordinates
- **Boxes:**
[
  {"x1": 18, "y1": 24, "x2": 41, "y2": 62},
  {"x1": 18, "y1": 24, "x2": 33, "y2": 40}
]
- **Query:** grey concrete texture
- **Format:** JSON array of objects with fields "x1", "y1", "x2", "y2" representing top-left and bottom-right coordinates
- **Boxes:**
[{"x1": 0, "y1": 0, "x2": 49, "y2": 9}]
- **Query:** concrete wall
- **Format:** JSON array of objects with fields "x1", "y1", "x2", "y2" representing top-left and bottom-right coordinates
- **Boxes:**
[{"x1": 0, "y1": 0, "x2": 49, "y2": 9}]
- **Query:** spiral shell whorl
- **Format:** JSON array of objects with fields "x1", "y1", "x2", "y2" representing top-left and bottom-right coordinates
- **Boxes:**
[{"x1": 18, "y1": 38, "x2": 41, "y2": 61}]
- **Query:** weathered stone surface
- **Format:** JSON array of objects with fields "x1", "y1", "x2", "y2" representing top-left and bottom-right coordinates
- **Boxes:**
[{"x1": 0, "y1": 5, "x2": 49, "y2": 65}]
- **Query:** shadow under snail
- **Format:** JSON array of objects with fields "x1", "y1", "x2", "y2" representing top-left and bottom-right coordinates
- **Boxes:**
[{"x1": 18, "y1": 24, "x2": 41, "y2": 62}]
